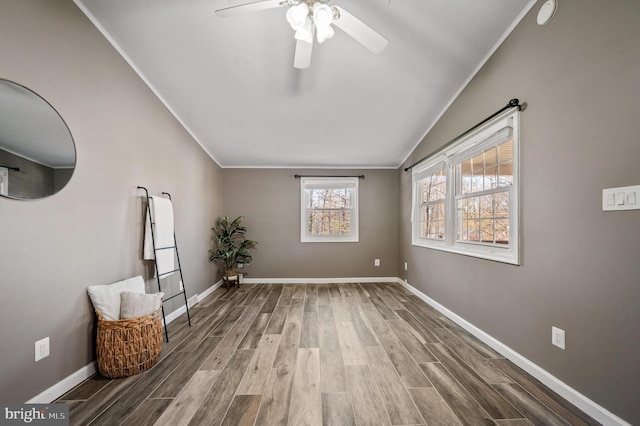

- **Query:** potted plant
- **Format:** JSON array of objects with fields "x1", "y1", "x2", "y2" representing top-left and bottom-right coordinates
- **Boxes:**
[{"x1": 208, "y1": 216, "x2": 257, "y2": 285}]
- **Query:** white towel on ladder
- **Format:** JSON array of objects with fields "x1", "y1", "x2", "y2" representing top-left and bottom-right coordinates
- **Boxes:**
[{"x1": 143, "y1": 196, "x2": 175, "y2": 277}]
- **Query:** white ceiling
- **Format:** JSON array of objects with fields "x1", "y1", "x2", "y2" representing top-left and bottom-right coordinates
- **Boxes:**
[{"x1": 74, "y1": 0, "x2": 534, "y2": 168}]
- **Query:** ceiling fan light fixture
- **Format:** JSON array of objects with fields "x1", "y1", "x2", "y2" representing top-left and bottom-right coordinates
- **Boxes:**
[
  {"x1": 312, "y1": 3, "x2": 334, "y2": 43},
  {"x1": 312, "y1": 3, "x2": 333, "y2": 27},
  {"x1": 286, "y1": 3, "x2": 309, "y2": 30},
  {"x1": 294, "y1": 18, "x2": 314, "y2": 44},
  {"x1": 316, "y1": 23, "x2": 334, "y2": 43}
]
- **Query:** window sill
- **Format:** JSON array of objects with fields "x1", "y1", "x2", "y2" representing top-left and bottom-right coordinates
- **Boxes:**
[
  {"x1": 302, "y1": 236, "x2": 359, "y2": 243},
  {"x1": 412, "y1": 239, "x2": 519, "y2": 265}
]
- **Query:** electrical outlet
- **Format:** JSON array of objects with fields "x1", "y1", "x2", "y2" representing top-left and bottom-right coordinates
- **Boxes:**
[
  {"x1": 35, "y1": 337, "x2": 50, "y2": 362},
  {"x1": 179, "y1": 280, "x2": 184, "y2": 291},
  {"x1": 374, "y1": 259, "x2": 380, "y2": 266},
  {"x1": 404, "y1": 262, "x2": 408, "y2": 271},
  {"x1": 552, "y1": 326, "x2": 565, "y2": 350}
]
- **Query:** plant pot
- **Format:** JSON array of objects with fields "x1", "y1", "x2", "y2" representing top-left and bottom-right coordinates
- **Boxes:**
[{"x1": 222, "y1": 269, "x2": 240, "y2": 288}]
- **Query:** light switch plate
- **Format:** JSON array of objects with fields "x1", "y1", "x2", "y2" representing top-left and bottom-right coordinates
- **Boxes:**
[{"x1": 603, "y1": 185, "x2": 640, "y2": 211}]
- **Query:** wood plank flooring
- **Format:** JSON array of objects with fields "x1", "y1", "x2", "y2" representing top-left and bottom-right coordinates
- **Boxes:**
[{"x1": 57, "y1": 283, "x2": 600, "y2": 426}]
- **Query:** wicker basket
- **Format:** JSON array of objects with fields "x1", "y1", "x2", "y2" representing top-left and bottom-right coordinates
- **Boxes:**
[
  {"x1": 222, "y1": 269, "x2": 240, "y2": 288},
  {"x1": 96, "y1": 309, "x2": 163, "y2": 378}
]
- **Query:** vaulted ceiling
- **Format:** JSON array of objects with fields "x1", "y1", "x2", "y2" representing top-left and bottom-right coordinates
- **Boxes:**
[{"x1": 74, "y1": 0, "x2": 534, "y2": 168}]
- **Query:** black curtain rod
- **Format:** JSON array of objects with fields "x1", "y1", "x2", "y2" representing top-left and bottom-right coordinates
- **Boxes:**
[
  {"x1": 295, "y1": 174, "x2": 365, "y2": 179},
  {"x1": 0, "y1": 165, "x2": 20, "y2": 171},
  {"x1": 404, "y1": 98, "x2": 523, "y2": 172}
]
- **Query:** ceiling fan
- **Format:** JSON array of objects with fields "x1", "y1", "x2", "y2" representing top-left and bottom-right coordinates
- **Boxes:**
[{"x1": 215, "y1": 0, "x2": 388, "y2": 69}]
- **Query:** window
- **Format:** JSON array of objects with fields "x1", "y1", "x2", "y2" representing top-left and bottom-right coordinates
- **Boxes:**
[
  {"x1": 416, "y1": 163, "x2": 447, "y2": 241},
  {"x1": 412, "y1": 109, "x2": 519, "y2": 264},
  {"x1": 301, "y1": 177, "x2": 359, "y2": 242}
]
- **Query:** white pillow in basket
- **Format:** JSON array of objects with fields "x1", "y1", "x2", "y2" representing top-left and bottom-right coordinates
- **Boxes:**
[
  {"x1": 87, "y1": 275, "x2": 146, "y2": 320},
  {"x1": 120, "y1": 292, "x2": 164, "y2": 319}
]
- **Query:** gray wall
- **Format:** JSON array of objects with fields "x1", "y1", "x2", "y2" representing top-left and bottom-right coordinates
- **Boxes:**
[
  {"x1": 0, "y1": 0, "x2": 224, "y2": 403},
  {"x1": 222, "y1": 169, "x2": 399, "y2": 279},
  {"x1": 399, "y1": 0, "x2": 640, "y2": 423}
]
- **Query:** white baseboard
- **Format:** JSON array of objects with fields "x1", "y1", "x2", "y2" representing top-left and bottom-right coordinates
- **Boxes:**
[
  {"x1": 27, "y1": 280, "x2": 223, "y2": 404},
  {"x1": 398, "y1": 279, "x2": 630, "y2": 426},
  {"x1": 242, "y1": 277, "x2": 398, "y2": 284},
  {"x1": 163, "y1": 280, "x2": 222, "y2": 324},
  {"x1": 26, "y1": 362, "x2": 97, "y2": 404},
  {"x1": 197, "y1": 280, "x2": 221, "y2": 301}
]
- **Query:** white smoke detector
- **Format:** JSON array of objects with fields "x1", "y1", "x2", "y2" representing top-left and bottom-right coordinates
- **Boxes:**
[{"x1": 537, "y1": 0, "x2": 558, "y2": 26}]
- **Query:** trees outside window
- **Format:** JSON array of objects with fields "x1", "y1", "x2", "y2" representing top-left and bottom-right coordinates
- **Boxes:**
[{"x1": 301, "y1": 177, "x2": 359, "y2": 243}]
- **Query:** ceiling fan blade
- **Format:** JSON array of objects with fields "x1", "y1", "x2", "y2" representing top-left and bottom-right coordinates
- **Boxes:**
[
  {"x1": 332, "y1": 6, "x2": 388, "y2": 54},
  {"x1": 294, "y1": 39, "x2": 313, "y2": 69},
  {"x1": 215, "y1": 0, "x2": 284, "y2": 18}
]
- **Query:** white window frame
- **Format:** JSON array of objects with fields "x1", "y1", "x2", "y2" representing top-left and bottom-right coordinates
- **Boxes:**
[
  {"x1": 412, "y1": 160, "x2": 448, "y2": 249},
  {"x1": 300, "y1": 177, "x2": 359, "y2": 243},
  {"x1": 411, "y1": 108, "x2": 520, "y2": 264}
]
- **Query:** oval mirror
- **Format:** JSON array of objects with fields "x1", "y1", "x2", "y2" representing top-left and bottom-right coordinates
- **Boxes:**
[{"x1": 0, "y1": 79, "x2": 76, "y2": 200}]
